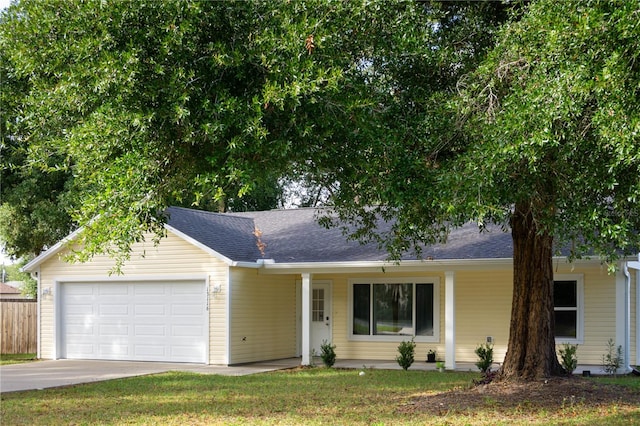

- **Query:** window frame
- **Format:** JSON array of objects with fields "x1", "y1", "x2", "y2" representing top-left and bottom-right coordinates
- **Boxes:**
[
  {"x1": 348, "y1": 277, "x2": 440, "y2": 343},
  {"x1": 553, "y1": 274, "x2": 584, "y2": 344}
]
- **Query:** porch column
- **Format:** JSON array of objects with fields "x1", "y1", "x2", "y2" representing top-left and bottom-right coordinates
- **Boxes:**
[
  {"x1": 445, "y1": 271, "x2": 456, "y2": 370},
  {"x1": 301, "y1": 273, "x2": 312, "y2": 366}
]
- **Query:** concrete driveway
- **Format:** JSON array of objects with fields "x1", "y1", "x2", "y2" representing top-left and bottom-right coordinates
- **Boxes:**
[{"x1": 0, "y1": 358, "x2": 300, "y2": 393}]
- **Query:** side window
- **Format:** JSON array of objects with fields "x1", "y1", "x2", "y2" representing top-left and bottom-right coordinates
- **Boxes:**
[{"x1": 553, "y1": 279, "x2": 582, "y2": 342}]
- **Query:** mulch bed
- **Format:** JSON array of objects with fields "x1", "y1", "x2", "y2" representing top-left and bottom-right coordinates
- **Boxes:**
[{"x1": 399, "y1": 376, "x2": 640, "y2": 416}]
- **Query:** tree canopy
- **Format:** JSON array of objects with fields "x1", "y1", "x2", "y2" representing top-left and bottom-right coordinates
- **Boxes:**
[{"x1": 2, "y1": 0, "x2": 639, "y2": 379}]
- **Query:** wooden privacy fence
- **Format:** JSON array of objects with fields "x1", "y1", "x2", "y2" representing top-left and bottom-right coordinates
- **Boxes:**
[{"x1": 1, "y1": 299, "x2": 37, "y2": 354}]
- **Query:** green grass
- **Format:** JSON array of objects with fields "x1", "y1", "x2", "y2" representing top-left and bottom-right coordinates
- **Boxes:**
[
  {"x1": 1, "y1": 368, "x2": 638, "y2": 425},
  {"x1": 590, "y1": 374, "x2": 640, "y2": 390},
  {"x1": 0, "y1": 353, "x2": 37, "y2": 365}
]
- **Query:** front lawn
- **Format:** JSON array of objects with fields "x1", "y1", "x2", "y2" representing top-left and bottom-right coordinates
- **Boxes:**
[{"x1": 1, "y1": 368, "x2": 638, "y2": 425}]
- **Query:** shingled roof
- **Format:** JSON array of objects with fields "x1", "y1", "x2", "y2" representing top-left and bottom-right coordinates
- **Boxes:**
[{"x1": 165, "y1": 206, "x2": 514, "y2": 264}]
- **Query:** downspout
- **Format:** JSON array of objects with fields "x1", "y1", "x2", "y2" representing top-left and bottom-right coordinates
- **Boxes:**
[{"x1": 623, "y1": 261, "x2": 631, "y2": 373}]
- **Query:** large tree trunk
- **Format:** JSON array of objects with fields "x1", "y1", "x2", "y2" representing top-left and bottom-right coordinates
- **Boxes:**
[{"x1": 498, "y1": 201, "x2": 565, "y2": 381}]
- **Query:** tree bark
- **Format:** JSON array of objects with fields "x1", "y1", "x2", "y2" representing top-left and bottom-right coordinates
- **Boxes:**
[{"x1": 498, "y1": 201, "x2": 565, "y2": 381}]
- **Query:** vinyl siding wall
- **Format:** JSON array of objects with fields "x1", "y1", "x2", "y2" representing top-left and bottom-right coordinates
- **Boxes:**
[
  {"x1": 229, "y1": 268, "x2": 297, "y2": 364},
  {"x1": 37, "y1": 231, "x2": 229, "y2": 364},
  {"x1": 313, "y1": 262, "x2": 622, "y2": 366}
]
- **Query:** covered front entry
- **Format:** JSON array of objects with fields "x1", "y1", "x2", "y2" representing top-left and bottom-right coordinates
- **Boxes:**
[{"x1": 59, "y1": 280, "x2": 208, "y2": 363}]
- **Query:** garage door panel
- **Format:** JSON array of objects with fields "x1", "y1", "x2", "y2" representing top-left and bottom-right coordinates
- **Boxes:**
[
  {"x1": 134, "y1": 285, "x2": 168, "y2": 295},
  {"x1": 66, "y1": 285, "x2": 95, "y2": 296},
  {"x1": 172, "y1": 324, "x2": 204, "y2": 337},
  {"x1": 100, "y1": 343, "x2": 130, "y2": 357},
  {"x1": 172, "y1": 304, "x2": 205, "y2": 315},
  {"x1": 66, "y1": 304, "x2": 94, "y2": 315},
  {"x1": 134, "y1": 345, "x2": 166, "y2": 357},
  {"x1": 99, "y1": 324, "x2": 129, "y2": 336},
  {"x1": 70, "y1": 343, "x2": 96, "y2": 356},
  {"x1": 99, "y1": 304, "x2": 129, "y2": 316},
  {"x1": 61, "y1": 281, "x2": 207, "y2": 363},
  {"x1": 135, "y1": 324, "x2": 167, "y2": 336},
  {"x1": 99, "y1": 285, "x2": 130, "y2": 296},
  {"x1": 135, "y1": 304, "x2": 166, "y2": 316},
  {"x1": 66, "y1": 324, "x2": 95, "y2": 336}
]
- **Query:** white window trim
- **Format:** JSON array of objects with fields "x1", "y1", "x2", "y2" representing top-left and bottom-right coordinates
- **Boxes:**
[
  {"x1": 554, "y1": 274, "x2": 584, "y2": 345},
  {"x1": 348, "y1": 277, "x2": 440, "y2": 343}
]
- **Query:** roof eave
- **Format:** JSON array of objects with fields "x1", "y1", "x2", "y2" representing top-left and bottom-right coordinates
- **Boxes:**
[
  {"x1": 21, "y1": 227, "x2": 84, "y2": 273},
  {"x1": 254, "y1": 256, "x2": 606, "y2": 275},
  {"x1": 22, "y1": 223, "x2": 240, "y2": 272}
]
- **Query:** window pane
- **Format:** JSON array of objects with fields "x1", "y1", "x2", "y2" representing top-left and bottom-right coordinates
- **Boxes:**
[
  {"x1": 416, "y1": 284, "x2": 434, "y2": 336},
  {"x1": 373, "y1": 283, "x2": 413, "y2": 335},
  {"x1": 555, "y1": 310, "x2": 577, "y2": 338},
  {"x1": 353, "y1": 284, "x2": 370, "y2": 335},
  {"x1": 554, "y1": 281, "x2": 577, "y2": 307},
  {"x1": 312, "y1": 289, "x2": 324, "y2": 322}
]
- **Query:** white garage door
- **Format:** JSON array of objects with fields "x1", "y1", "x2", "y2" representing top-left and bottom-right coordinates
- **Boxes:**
[{"x1": 60, "y1": 281, "x2": 207, "y2": 363}]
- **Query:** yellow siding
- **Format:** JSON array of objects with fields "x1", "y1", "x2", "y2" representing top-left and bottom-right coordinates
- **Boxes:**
[
  {"x1": 229, "y1": 268, "x2": 297, "y2": 364},
  {"x1": 575, "y1": 265, "x2": 618, "y2": 365},
  {"x1": 455, "y1": 270, "x2": 512, "y2": 363},
  {"x1": 37, "y1": 231, "x2": 229, "y2": 364},
  {"x1": 318, "y1": 263, "x2": 620, "y2": 366}
]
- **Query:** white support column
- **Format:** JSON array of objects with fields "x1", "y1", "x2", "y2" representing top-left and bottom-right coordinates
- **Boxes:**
[
  {"x1": 445, "y1": 271, "x2": 456, "y2": 371},
  {"x1": 301, "y1": 273, "x2": 312, "y2": 366}
]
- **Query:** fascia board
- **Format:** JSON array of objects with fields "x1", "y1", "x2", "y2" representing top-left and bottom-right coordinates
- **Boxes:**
[
  {"x1": 21, "y1": 227, "x2": 84, "y2": 273},
  {"x1": 256, "y1": 256, "x2": 605, "y2": 275}
]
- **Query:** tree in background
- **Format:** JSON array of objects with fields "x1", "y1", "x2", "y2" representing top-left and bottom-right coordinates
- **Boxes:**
[
  {"x1": 2, "y1": 261, "x2": 37, "y2": 299},
  {"x1": 1, "y1": 0, "x2": 329, "y2": 261}
]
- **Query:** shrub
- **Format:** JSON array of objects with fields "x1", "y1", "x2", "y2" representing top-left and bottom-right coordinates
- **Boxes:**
[
  {"x1": 320, "y1": 340, "x2": 336, "y2": 368},
  {"x1": 558, "y1": 343, "x2": 578, "y2": 375},
  {"x1": 474, "y1": 343, "x2": 494, "y2": 374},
  {"x1": 602, "y1": 338, "x2": 623, "y2": 376},
  {"x1": 396, "y1": 338, "x2": 416, "y2": 370}
]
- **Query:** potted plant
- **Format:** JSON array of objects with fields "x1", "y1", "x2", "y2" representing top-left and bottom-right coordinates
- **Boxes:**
[
  {"x1": 426, "y1": 349, "x2": 436, "y2": 363},
  {"x1": 435, "y1": 360, "x2": 445, "y2": 372}
]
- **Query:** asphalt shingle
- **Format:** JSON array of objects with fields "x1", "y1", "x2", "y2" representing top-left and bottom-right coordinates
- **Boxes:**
[{"x1": 166, "y1": 207, "x2": 515, "y2": 263}]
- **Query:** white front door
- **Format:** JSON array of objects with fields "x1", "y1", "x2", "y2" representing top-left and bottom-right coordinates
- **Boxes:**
[{"x1": 311, "y1": 281, "x2": 332, "y2": 354}]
